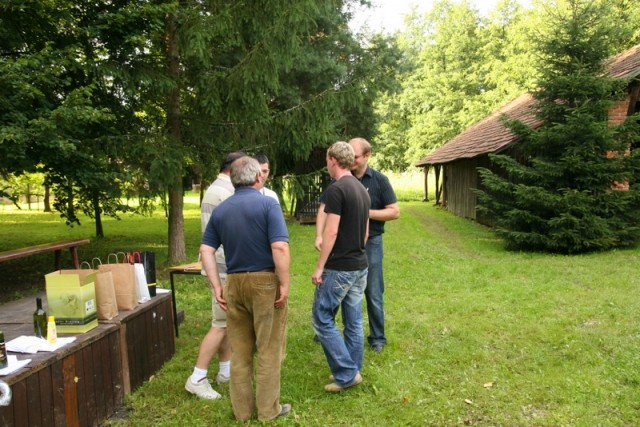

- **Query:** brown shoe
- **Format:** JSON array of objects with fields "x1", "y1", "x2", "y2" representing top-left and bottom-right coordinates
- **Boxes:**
[{"x1": 324, "y1": 372, "x2": 362, "y2": 392}]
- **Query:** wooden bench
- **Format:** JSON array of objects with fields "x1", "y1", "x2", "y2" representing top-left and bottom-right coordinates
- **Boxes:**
[{"x1": 0, "y1": 239, "x2": 90, "y2": 270}]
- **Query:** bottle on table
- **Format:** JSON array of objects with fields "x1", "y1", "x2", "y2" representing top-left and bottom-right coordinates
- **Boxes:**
[
  {"x1": 0, "y1": 330, "x2": 7, "y2": 369},
  {"x1": 47, "y1": 316, "x2": 58, "y2": 345},
  {"x1": 33, "y1": 297, "x2": 47, "y2": 339}
]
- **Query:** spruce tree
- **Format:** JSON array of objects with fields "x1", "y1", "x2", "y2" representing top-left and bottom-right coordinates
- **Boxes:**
[{"x1": 476, "y1": 0, "x2": 640, "y2": 254}]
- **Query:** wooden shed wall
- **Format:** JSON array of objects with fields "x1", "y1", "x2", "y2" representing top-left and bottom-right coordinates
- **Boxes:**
[{"x1": 443, "y1": 156, "x2": 492, "y2": 223}]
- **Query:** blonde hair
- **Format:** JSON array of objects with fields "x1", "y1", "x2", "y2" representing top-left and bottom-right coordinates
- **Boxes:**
[
  {"x1": 349, "y1": 137, "x2": 371, "y2": 155},
  {"x1": 327, "y1": 141, "x2": 355, "y2": 170}
]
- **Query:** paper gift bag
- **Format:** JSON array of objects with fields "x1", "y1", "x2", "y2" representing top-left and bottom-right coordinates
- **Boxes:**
[
  {"x1": 141, "y1": 251, "x2": 157, "y2": 297},
  {"x1": 95, "y1": 269, "x2": 119, "y2": 320},
  {"x1": 127, "y1": 252, "x2": 151, "y2": 303},
  {"x1": 127, "y1": 251, "x2": 157, "y2": 297},
  {"x1": 82, "y1": 259, "x2": 118, "y2": 320},
  {"x1": 98, "y1": 253, "x2": 137, "y2": 310}
]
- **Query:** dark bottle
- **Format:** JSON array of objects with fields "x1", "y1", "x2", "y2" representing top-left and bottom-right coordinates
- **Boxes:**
[
  {"x1": 33, "y1": 297, "x2": 47, "y2": 339},
  {"x1": 0, "y1": 330, "x2": 7, "y2": 369}
]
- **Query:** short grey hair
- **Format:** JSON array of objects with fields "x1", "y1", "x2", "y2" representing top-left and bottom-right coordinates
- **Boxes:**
[
  {"x1": 327, "y1": 141, "x2": 355, "y2": 170},
  {"x1": 230, "y1": 156, "x2": 261, "y2": 188}
]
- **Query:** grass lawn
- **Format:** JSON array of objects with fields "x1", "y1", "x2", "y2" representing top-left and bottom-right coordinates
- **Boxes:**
[{"x1": 1, "y1": 196, "x2": 639, "y2": 425}]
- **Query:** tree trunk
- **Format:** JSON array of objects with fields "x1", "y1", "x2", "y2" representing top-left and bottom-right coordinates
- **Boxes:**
[
  {"x1": 27, "y1": 183, "x2": 32, "y2": 210},
  {"x1": 168, "y1": 180, "x2": 185, "y2": 263},
  {"x1": 93, "y1": 194, "x2": 104, "y2": 238},
  {"x1": 66, "y1": 178, "x2": 75, "y2": 220},
  {"x1": 165, "y1": 8, "x2": 186, "y2": 264},
  {"x1": 44, "y1": 183, "x2": 51, "y2": 212}
]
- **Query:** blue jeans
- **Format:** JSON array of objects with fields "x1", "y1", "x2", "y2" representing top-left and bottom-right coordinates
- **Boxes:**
[
  {"x1": 365, "y1": 234, "x2": 386, "y2": 346},
  {"x1": 312, "y1": 268, "x2": 368, "y2": 386}
]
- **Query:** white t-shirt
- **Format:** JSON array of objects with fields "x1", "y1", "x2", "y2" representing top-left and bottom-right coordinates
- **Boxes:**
[{"x1": 260, "y1": 186, "x2": 279, "y2": 204}]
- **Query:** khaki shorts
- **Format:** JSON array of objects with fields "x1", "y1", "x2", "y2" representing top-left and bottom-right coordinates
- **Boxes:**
[{"x1": 211, "y1": 274, "x2": 227, "y2": 328}]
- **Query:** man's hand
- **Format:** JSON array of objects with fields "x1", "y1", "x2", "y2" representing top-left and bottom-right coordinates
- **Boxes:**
[
  {"x1": 214, "y1": 284, "x2": 227, "y2": 312},
  {"x1": 311, "y1": 267, "x2": 323, "y2": 286},
  {"x1": 274, "y1": 282, "x2": 289, "y2": 309}
]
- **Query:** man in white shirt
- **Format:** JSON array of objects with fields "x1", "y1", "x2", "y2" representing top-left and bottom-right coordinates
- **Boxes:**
[
  {"x1": 185, "y1": 151, "x2": 245, "y2": 400},
  {"x1": 253, "y1": 154, "x2": 279, "y2": 204}
]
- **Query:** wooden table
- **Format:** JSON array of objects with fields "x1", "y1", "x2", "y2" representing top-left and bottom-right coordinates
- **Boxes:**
[
  {"x1": 0, "y1": 315, "x2": 122, "y2": 427},
  {"x1": 168, "y1": 262, "x2": 203, "y2": 337},
  {"x1": 0, "y1": 291, "x2": 175, "y2": 427}
]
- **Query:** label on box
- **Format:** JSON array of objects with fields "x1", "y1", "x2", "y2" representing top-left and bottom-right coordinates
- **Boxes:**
[{"x1": 85, "y1": 298, "x2": 95, "y2": 314}]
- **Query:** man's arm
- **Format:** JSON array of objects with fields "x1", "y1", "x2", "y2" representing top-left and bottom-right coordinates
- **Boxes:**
[
  {"x1": 314, "y1": 202, "x2": 327, "y2": 251},
  {"x1": 369, "y1": 202, "x2": 400, "y2": 222},
  {"x1": 365, "y1": 219, "x2": 369, "y2": 246},
  {"x1": 201, "y1": 205, "x2": 213, "y2": 233},
  {"x1": 271, "y1": 241, "x2": 290, "y2": 309},
  {"x1": 312, "y1": 212, "x2": 340, "y2": 285},
  {"x1": 199, "y1": 243, "x2": 226, "y2": 310}
]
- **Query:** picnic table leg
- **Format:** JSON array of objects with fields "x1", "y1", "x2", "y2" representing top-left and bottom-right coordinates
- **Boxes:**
[
  {"x1": 69, "y1": 247, "x2": 80, "y2": 269},
  {"x1": 54, "y1": 249, "x2": 62, "y2": 270},
  {"x1": 170, "y1": 271, "x2": 179, "y2": 337}
]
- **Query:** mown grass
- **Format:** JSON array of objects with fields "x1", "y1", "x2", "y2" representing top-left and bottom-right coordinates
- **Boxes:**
[{"x1": 1, "y1": 191, "x2": 640, "y2": 425}]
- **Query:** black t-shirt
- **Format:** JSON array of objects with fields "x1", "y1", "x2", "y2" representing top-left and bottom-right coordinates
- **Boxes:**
[{"x1": 323, "y1": 175, "x2": 370, "y2": 271}]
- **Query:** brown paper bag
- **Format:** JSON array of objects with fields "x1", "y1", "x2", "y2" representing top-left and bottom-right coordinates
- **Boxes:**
[
  {"x1": 95, "y1": 270, "x2": 119, "y2": 320},
  {"x1": 98, "y1": 253, "x2": 137, "y2": 310}
]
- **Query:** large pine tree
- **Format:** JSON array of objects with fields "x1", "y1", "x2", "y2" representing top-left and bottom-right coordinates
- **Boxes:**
[{"x1": 476, "y1": 0, "x2": 640, "y2": 254}]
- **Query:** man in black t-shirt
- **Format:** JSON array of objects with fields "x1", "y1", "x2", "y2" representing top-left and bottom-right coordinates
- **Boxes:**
[{"x1": 312, "y1": 141, "x2": 370, "y2": 392}]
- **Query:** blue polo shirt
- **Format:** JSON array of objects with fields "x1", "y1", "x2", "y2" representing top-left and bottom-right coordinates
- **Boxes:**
[{"x1": 202, "y1": 187, "x2": 289, "y2": 273}]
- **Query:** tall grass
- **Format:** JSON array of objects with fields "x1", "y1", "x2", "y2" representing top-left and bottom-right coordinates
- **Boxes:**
[
  {"x1": 385, "y1": 169, "x2": 431, "y2": 201},
  {"x1": 2, "y1": 194, "x2": 639, "y2": 425}
]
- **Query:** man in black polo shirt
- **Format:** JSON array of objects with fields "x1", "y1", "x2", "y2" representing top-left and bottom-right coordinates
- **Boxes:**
[{"x1": 349, "y1": 137, "x2": 399, "y2": 353}]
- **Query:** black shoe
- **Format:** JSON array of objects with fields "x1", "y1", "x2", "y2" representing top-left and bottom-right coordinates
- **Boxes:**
[
  {"x1": 370, "y1": 344, "x2": 384, "y2": 353},
  {"x1": 275, "y1": 403, "x2": 291, "y2": 419},
  {"x1": 313, "y1": 334, "x2": 320, "y2": 343}
]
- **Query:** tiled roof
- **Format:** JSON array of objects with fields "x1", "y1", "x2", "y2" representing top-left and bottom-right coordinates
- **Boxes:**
[
  {"x1": 605, "y1": 43, "x2": 640, "y2": 79},
  {"x1": 416, "y1": 43, "x2": 640, "y2": 167}
]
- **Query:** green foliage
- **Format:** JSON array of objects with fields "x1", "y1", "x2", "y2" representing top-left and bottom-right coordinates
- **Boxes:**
[
  {"x1": 0, "y1": 172, "x2": 45, "y2": 208},
  {"x1": 0, "y1": 0, "x2": 169, "y2": 235},
  {"x1": 374, "y1": 0, "x2": 539, "y2": 170},
  {"x1": 0, "y1": 0, "x2": 389, "y2": 247},
  {"x1": 605, "y1": 0, "x2": 640, "y2": 49},
  {"x1": 476, "y1": 0, "x2": 640, "y2": 253}
]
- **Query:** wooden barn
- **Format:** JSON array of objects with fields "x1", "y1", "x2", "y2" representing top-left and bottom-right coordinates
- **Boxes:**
[{"x1": 415, "y1": 43, "x2": 640, "y2": 225}]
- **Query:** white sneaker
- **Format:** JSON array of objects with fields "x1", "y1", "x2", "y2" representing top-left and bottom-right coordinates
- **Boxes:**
[
  {"x1": 216, "y1": 373, "x2": 230, "y2": 384},
  {"x1": 185, "y1": 378, "x2": 221, "y2": 400}
]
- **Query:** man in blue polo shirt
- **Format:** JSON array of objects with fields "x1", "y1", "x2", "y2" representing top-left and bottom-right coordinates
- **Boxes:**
[{"x1": 200, "y1": 156, "x2": 291, "y2": 422}]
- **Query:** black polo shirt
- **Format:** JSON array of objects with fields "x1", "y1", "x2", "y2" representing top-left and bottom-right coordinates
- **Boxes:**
[{"x1": 356, "y1": 167, "x2": 397, "y2": 237}]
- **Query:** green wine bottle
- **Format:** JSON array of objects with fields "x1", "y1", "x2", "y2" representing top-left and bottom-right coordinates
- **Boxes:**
[
  {"x1": 33, "y1": 297, "x2": 47, "y2": 339},
  {"x1": 0, "y1": 330, "x2": 7, "y2": 369}
]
